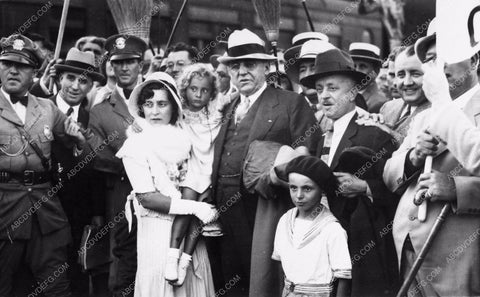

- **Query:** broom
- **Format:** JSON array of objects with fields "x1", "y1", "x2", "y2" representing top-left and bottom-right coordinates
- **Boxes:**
[
  {"x1": 107, "y1": 0, "x2": 154, "y2": 44},
  {"x1": 252, "y1": 0, "x2": 281, "y2": 85},
  {"x1": 48, "y1": 0, "x2": 70, "y2": 93}
]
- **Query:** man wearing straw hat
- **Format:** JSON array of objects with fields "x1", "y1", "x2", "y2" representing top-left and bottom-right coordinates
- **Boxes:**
[
  {"x1": 383, "y1": 17, "x2": 480, "y2": 296},
  {"x1": 83, "y1": 33, "x2": 146, "y2": 297},
  {"x1": 349, "y1": 42, "x2": 388, "y2": 113},
  {"x1": 0, "y1": 34, "x2": 87, "y2": 297},
  {"x1": 212, "y1": 28, "x2": 318, "y2": 296},
  {"x1": 301, "y1": 46, "x2": 399, "y2": 297}
]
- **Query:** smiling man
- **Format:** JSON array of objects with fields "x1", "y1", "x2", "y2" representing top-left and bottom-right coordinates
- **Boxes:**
[{"x1": 213, "y1": 28, "x2": 319, "y2": 297}]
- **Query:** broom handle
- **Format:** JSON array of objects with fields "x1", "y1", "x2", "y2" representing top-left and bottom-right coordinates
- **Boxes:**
[
  {"x1": 166, "y1": 0, "x2": 189, "y2": 50},
  {"x1": 396, "y1": 203, "x2": 451, "y2": 297},
  {"x1": 271, "y1": 41, "x2": 281, "y2": 86},
  {"x1": 48, "y1": 0, "x2": 70, "y2": 93},
  {"x1": 301, "y1": 0, "x2": 315, "y2": 31}
]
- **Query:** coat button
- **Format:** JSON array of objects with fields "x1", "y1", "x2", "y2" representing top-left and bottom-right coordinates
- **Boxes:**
[
  {"x1": 409, "y1": 216, "x2": 416, "y2": 221},
  {"x1": 120, "y1": 176, "x2": 125, "y2": 181},
  {"x1": 234, "y1": 132, "x2": 238, "y2": 136},
  {"x1": 28, "y1": 188, "x2": 32, "y2": 192},
  {"x1": 227, "y1": 152, "x2": 231, "y2": 156},
  {"x1": 25, "y1": 151, "x2": 29, "y2": 156}
]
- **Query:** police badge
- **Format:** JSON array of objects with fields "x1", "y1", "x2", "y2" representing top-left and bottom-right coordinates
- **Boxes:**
[
  {"x1": 43, "y1": 125, "x2": 53, "y2": 141},
  {"x1": 13, "y1": 39, "x2": 25, "y2": 51},
  {"x1": 115, "y1": 37, "x2": 126, "y2": 49}
]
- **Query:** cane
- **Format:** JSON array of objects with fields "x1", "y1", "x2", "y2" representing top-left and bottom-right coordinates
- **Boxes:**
[
  {"x1": 396, "y1": 203, "x2": 451, "y2": 297},
  {"x1": 413, "y1": 155, "x2": 432, "y2": 222}
]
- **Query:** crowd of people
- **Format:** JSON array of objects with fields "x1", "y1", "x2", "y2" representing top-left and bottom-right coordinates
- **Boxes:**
[{"x1": 0, "y1": 10, "x2": 479, "y2": 297}]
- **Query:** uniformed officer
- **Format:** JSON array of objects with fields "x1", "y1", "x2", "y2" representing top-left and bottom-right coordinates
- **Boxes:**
[
  {"x1": 84, "y1": 34, "x2": 146, "y2": 297},
  {"x1": 0, "y1": 34, "x2": 86, "y2": 297}
]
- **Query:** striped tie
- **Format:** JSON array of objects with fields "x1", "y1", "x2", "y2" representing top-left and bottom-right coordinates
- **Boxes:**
[
  {"x1": 320, "y1": 125, "x2": 334, "y2": 165},
  {"x1": 235, "y1": 96, "x2": 250, "y2": 124}
]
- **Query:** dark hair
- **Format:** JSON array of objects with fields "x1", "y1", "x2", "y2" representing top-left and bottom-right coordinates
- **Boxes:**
[
  {"x1": 137, "y1": 82, "x2": 179, "y2": 125},
  {"x1": 165, "y1": 42, "x2": 199, "y2": 62}
]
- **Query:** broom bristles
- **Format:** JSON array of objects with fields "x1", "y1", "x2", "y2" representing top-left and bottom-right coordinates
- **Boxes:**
[
  {"x1": 107, "y1": 0, "x2": 154, "y2": 42},
  {"x1": 252, "y1": 0, "x2": 281, "y2": 42}
]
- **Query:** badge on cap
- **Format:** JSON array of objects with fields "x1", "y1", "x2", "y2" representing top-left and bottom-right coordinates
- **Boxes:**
[
  {"x1": 43, "y1": 125, "x2": 53, "y2": 141},
  {"x1": 13, "y1": 39, "x2": 25, "y2": 51},
  {"x1": 115, "y1": 37, "x2": 126, "y2": 49}
]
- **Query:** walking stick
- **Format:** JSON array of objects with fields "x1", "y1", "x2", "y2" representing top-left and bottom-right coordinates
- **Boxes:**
[
  {"x1": 301, "y1": 0, "x2": 315, "y2": 31},
  {"x1": 396, "y1": 203, "x2": 451, "y2": 297},
  {"x1": 165, "y1": 0, "x2": 189, "y2": 50},
  {"x1": 413, "y1": 155, "x2": 432, "y2": 222},
  {"x1": 48, "y1": 0, "x2": 70, "y2": 93}
]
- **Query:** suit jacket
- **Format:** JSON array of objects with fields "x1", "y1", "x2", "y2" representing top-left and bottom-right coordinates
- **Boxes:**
[
  {"x1": 383, "y1": 90, "x2": 480, "y2": 296},
  {"x1": 362, "y1": 83, "x2": 388, "y2": 113},
  {"x1": 316, "y1": 113, "x2": 399, "y2": 297},
  {"x1": 0, "y1": 92, "x2": 72, "y2": 239}
]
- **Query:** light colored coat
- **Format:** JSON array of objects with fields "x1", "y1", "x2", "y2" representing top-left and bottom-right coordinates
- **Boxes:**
[{"x1": 383, "y1": 89, "x2": 480, "y2": 296}]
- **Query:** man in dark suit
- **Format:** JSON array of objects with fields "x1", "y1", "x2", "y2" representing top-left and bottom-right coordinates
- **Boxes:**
[
  {"x1": 212, "y1": 29, "x2": 319, "y2": 296},
  {"x1": 83, "y1": 34, "x2": 146, "y2": 297},
  {"x1": 301, "y1": 47, "x2": 399, "y2": 297},
  {"x1": 48, "y1": 48, "x2": 109, "y2": 296}
]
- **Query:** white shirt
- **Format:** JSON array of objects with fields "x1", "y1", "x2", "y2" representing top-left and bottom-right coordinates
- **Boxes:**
[
  {"x1": 237, "y1": 82, "x2": 267, "y2": 114},
  {"x1": 453, "y1": 84, "x2": 480, "y2": 110},
  {"x1": 2, "y1": 88, "x2": 26, "y2": 124},
  {"x1": 329, "y1": 109, "x2": 356, "y2": 166},
  {"x1": 56, "y1": 93, "x2": 80, "y2": 120}
]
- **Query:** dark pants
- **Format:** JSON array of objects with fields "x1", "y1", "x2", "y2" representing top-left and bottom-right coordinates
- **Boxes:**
[
  {"x1": 214, "y1": 176, "x2": 257, "y2": 297},
  {"x1": 0, "y1": 220, "x2": 71, "y2": 297}
]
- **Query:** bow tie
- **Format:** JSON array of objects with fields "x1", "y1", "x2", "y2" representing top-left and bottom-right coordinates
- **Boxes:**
[{"x1": 11, "y1": 95, "x2": 28, "y2": 107}]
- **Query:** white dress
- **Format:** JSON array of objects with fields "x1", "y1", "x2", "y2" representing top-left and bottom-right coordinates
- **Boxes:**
[{"x1": 116, "y1": 120, "x2": 215, "y2": 297}]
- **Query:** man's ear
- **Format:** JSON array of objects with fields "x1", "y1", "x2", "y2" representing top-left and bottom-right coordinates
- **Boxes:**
[
  {"x1": 264, "y1": 62, "x2": 270, "y2": 75},
  {"x1": 470, "y1": 52, "x2": 480, "y2": 70}
]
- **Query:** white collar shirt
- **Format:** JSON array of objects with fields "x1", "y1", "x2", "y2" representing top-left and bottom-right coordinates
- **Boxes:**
[
  {"x1": 56, "y1": 93, "x2": 80, "y2": 120},
  {"x1": 2, "y1": 88, "x2": 26, "y2": 124},
  {"x1": 238, "y1": 82, "x2": 267, "y2": 113},
  {"x1": 329, "y1": 109, "x2": 356, "y2": 166}
]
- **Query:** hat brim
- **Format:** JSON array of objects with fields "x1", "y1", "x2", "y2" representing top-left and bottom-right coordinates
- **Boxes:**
[
  {"x1": 218, "y1": 53, "x2": 277, "y2": 63},
  {"x1": 350, "y1": 55, "x2": 383, "y2": 65},
  {"x1": 55, "y1": 64, "x2": 105, "y2": 83},
  {"x1": 0, "y1": 54, "x2": 36, "y2": 67},
  {"x1": 300, "y1": 70, "x2": 369, "y2": 89},
  {"x1": 109, "y1": 53, "x2": 142, "y2": 61},
  {"x1": 415, "y1": 34, "x2": 436, "y2": 63}
]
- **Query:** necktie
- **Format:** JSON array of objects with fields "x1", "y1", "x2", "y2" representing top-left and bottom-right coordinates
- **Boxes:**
[
  {"x1": 393, "y1": 105, "x2": 411, "y2": 130},
  {"x1": 66, "y1": 107, "x2": 74, "y2": 116},
  {"x1": 235, "y1": 96, "x2": 250, "y2": 124},
  {"x1": 320, "y1": 125, "x2": 334, "y2": 165},
  {"x1": 11, "y1": 95, "x2": 28, "y2": 107},
  {"x1": 123, "y1": 88, "x2": 133, "y2": 99}
]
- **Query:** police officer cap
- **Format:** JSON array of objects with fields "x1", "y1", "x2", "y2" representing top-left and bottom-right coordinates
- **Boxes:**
[
  {"x1": 105, "y1": 34, "x2": 147, "y2": 62},
  {"x1": 0, "y1": 34, "x2": 44, "y2": 68}
]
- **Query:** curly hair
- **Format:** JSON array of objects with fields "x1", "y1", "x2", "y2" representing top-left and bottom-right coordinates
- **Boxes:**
[{"x1": 177, "y1": 63, "x2": 218, "y2": 107}]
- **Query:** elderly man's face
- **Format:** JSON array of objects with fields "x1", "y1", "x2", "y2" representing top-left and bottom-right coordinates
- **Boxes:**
[
  {"x1": 394, "y1": 50, "x2": 426, "y2": 106},
  {"x1": 316, "y1": 74, "x2": 357, "y2": 120},
  {"x1": 228, "y1": 59, "x2": 268, "y2": 96},
  {"x1": 425, "y1": 43, "x2": 477, "y2": 99}
]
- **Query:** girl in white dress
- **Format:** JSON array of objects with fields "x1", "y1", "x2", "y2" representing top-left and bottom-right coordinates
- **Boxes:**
[
  {"x1": 116, "y1": 72, "x2": 216, "y2": 297},
  {"x1": 272, "y1": 156, "x2": 352, "y2": 297},
  {"x1": 165, "y1": 63, "x2": 236, "y2": 285}
]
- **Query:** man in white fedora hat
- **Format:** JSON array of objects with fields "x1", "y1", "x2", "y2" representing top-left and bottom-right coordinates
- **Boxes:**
[
  {"x1": 349, "y1": 42, "x2": 388, "y2": 113},
  {"x1": 212, "y1": 28, "x2": 319, "y2": 296}
]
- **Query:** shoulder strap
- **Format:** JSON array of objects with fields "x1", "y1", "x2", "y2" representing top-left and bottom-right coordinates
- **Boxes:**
[{"x1": 16, "y1": 126, "x2": 51, "y2": 171}]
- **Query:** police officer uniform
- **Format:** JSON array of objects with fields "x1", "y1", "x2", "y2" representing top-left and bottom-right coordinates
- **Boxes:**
[
  {"x1": 0, "y1": 34, "x2": 76, "y2": 297},
  {"x1": 85, "y1": 34, "x2": 146, "y2": 297}
]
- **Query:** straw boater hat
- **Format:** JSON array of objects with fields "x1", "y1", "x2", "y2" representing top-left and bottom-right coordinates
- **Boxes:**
[
  {"x1": 300, "y1": 48, "x2": 369, "y2": 89},
  {"x1": 128, "y1": 71, "x2": 183, "y2": 123},
  {"x1": 285, "y1": 39, "x2": 336, "y2": 84},
  {"x1": 349, "y1": 42, "x2": 382, "y2": 66},
  {"x1": 54, "y1": 48, "x2": 105, "y2": 82},
  {"x1": 0, "y1": 34, "x2": 44, "y2": 68},
  {"x1": 283, "y1": 32, "x2": 329, "y2": 64},
  {"x1": 415, "y1": 18, "x2": 437, "y2": 63},
  {"x1": 217, "y1": 29, "x2": 276, "y2": 63}
]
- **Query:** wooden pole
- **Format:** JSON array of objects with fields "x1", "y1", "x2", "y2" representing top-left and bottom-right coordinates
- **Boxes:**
[
  {"x1": 48, "y1": 0, "x2": 70, "y2": 93},
  {"x1": 165, "y1": 0, "x2": 189, "y2": 50},
  {"x1": 301, "y1": 0, "x2": 315, "y2": 31}
]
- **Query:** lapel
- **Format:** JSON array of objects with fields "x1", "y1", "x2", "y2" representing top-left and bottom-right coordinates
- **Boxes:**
[
  {"x1": 78, "y1": 105, "x2": 89, "y2": 127},
  {"x1": 110, "y1": 88, "x2": 134, "y2": 122},
  {"x1": 330, "y1": 113, "x2": 359, "y2": 170},
  {"x1": 0, "y1": 90, "x2": 24, "y2": 126},
  {"x1": 24, "y1": 94, "x2": 42, "y2": 131},
  {"x1": 245, "y1": 87, "x2": 279, "y2": 145}
]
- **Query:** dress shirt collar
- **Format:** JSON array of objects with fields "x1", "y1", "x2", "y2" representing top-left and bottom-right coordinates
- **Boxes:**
[
  {"x1": 453, "y1": 84, "x2": 480, "y2": 110},
  {"x1": 333, "y1": 109, "x2": 356, "y2": 133},
  {"x1": 240, "y1": 82, "x2": 267, "y2": 107},
  {"x1": 56, "y1": 93, "x2": 80, "y2": 119}
]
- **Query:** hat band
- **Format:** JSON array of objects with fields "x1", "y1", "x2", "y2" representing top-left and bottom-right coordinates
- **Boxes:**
[
  {"x1": 350, "y1": 49, "x2": 380, "y2": 60},
  {"x1": 228, "y1": 43, "x2": 266, "y2": 58},
  {"x1": 63, "y1": 60, "x2": 96, "y2": 71},
  {"x1": 316, "y1": 60, "x2": 355, "y2": 72}
]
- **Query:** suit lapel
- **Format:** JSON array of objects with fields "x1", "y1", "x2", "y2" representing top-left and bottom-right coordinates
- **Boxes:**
[
  {"x1": 330, "y1": 114, "x2": 358, "y2": 170},
  {"x1": 0, "y1": 90, "x2": 23, "y2": 126},
  {"x1": 246, "y1": 87, "x2": 279, "y2": 145}
]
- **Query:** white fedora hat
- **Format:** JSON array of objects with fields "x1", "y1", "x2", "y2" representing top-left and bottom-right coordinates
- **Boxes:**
[
  {"x1": 218, "y1": 29, "x2": 276, "y2": 63},
  {"x1": 349, "y1": 42, "x2": 382, "y2": 64},
  {"x1": 415, "y1": 18, "x2": 437, "y2": 63},
  {"x1": 285, "y1": 39, "x2": 336, "y2": 83}
]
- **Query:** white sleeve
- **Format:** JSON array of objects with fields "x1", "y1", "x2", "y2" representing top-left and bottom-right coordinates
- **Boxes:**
[
  {"x1": 271, "y1": 215, "x2": 285, "y2": 261},
  {"x1": 327, "y1": 223, "x2": 352, "y2": 279}
]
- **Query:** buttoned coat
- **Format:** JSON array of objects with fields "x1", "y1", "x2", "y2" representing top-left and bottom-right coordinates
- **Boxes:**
[
  {"x1": 382, "y1": 90, "x2": 480, "y2": 296},
  {"x1": 0, "y1": 92, "x2": 71, "y2": 240}
]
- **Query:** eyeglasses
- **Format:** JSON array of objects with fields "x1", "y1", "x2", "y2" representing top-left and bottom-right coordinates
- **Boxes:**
[{"x1": 227, "y1": 60, "x2": 258, "y2": 72}]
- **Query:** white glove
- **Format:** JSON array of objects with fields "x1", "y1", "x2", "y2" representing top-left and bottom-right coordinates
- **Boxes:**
[{"x1": 169, "y1": 199, "x2": 218, "y2": 224}]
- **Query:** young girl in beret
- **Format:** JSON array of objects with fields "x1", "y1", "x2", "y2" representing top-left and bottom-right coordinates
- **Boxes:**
[{"x1": 272, "y1": 156, "x2": 352, "y2": 297}]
